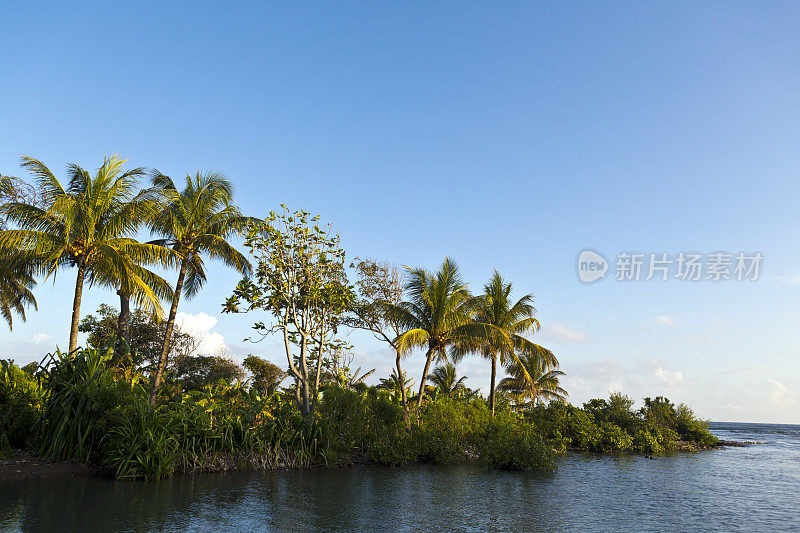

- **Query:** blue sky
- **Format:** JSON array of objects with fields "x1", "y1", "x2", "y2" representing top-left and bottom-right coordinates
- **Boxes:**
[{"x1": 2, "y1": 2, "x2": 799, "y2": 423}]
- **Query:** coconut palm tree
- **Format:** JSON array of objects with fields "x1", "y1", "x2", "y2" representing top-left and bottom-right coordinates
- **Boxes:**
[
  {"x1": 147, "y1": 170, "x2": 253, "y2": 405},
  {"x1": 92, "y1": 250, "x2": 175, "y2": 358},
  {"x1": 0, "y1": 252, "x2": 37, "y2": 329},
  {"x1": 0, "y1": 156, "x2": 172, "y2": 352},
  {"x1": 498, "y1": 351, "x2": 567, "y2": 408},
  {"x1": 376, "y1": 368, "x2": 414, "y2": 397},
  {"x1": 383, "y1": 258, "x2": 475, "y2": 408},
  {"x1": 0, "y1": 176, "x2": 38, "y2": 329},
  {"x1": 427, "y1": 362, "x2": 467, "y2": 395},
  {"x1": 453, "y1": 270, "x2": 557, "y2": 415}
]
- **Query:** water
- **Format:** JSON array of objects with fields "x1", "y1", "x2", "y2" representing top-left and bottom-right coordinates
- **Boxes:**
[{"x1": 1, "y1": 422, "x2": 798, "y2": 532}]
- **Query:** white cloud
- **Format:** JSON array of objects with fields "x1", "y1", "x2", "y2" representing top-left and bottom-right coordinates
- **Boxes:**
[
  {"x1": 175, "y1": 312, "x2": 228, "y2": 356},
  {"x1": 29, "y1": 333, "x2": 52, "y2": 344},
  {"x1": 653, "y1": 315, "x2": 676, "y2": 328},
  {"x1": 656, "y1": 367, "x2": 683, "y2": 385},
  {"x1": 768, "y1": 379, "x2": 797, "y2": 408},
  {"x1": 540, "y1": 323, "x2": 588, "y2": 343}
]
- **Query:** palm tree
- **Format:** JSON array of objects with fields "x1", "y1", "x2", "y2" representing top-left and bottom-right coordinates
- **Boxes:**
[
  {"x1": 377, "y1": 368, "x2": 414, "y2": 397},
  {"x1": 427, "y1": 362, "x2": 467, "y2": 395},
  {"x1": 91, "y1": 249, "x2": 175, "y2": 358},
  {"x1": 0, "y1": 253, "x2": 37, "y2": 329},
  {"x1": 384, "y1": 258, "x2": 475, "y2": 408},
  {"x1": 498, "y1": 351, "x2": 567, "y2": 408},
  {"x1": 147, "y1": 171, "x2": 253, "y2": 405},
  {"x1": 0, "y1": 156, "x2": 172, "y2": 352},
  {"x1": 0, "y1": 176, "x2": 38, "y2": 329},
  {"x1": 453, "y1": 270, "x2": 557, "y2": 415}
]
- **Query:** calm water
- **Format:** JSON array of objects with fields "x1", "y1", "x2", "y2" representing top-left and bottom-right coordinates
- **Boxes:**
[{"x1": 1, "y1": 422, "x2": 798, "y2": 532}]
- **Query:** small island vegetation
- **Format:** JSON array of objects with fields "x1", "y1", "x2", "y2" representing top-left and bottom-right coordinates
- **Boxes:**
[{"x1": 0, "y1": 156, "x2": 718, "y2": 480}]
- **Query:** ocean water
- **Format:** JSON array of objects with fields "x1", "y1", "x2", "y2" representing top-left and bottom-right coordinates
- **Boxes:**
[{"x1": 1, "y1": 422, "x2": 798, "y2": 532}]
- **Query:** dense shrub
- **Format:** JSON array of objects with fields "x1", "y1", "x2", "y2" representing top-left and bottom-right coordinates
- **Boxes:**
[
  {"x1": 37, "y1": 349, "x2": 139, "y2": 462},
  {"x1": 478, "y1": 412, "x2": 554, "y2": 470},
  {"x1": 103, "y1": 402, "x2": 179, "y2": 480},
  {"x1": 529, "y1": 393, "x2": 717, "y2": 454},
  {"x1": 418, "y1": 397, "x2": 489, "y2": 464},
  {"x1": 0, "y1": 360, "x2": 42, "y2": 449}
]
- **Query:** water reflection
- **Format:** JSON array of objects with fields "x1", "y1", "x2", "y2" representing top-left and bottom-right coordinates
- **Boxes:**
[{"x1": 1, "y1": 423, "x2": 798, "y2": 532}]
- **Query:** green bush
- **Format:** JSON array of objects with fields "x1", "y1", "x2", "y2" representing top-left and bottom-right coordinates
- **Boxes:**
[
  {"x1": 478, "y1": 413, "x2": 554, "y2": 470},
  {"x1": 674, "y1": 404, "x2": 718, "y2": 446},
  {"x1": 0, "y1": 360, "x2": 43, "y2": 449},
  {"x1": 37, "y1": 349, "x2": 131, "y2": 462},
  {"x1": 103, "y1": 401, "x2": 179, "y2": 480},
  {"x1": 633, "y1": 429, "x2": 663, "y2": 454},
  {"x1": 418, "y1": 397, "x2": 489, "y2": 464},
  {"x1": 598, "y1": 422, "x2": 633, "y2": 452}
]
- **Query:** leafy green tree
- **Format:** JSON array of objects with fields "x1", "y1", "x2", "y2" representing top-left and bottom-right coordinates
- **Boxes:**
[
  {"x1": 0, "y1": 156, "x2": 170, "y2": 352},
  {"x1": 427, "y1": 362, "x2": 468, "y2": 395},
  {"x1": 225, "y1": 207, "x2": 353, "y2": 416},
  {"x1": 348, "y1": 258, "x2": 410, "y2": 412},
  {"x1": 242, "y1": 355, "x2": 286, "y2": 396},
  {"x1": 174, "y1": 354, "x2": 244, "y2": 391},
  {"x1": 382, "y1": 258, "x2": 475, "y2": 409},
  {"x1": 147, "y1": 170, "x2": 252, "y2": 405},
  {"x1": 79, "y1": 304, "x2": 199, "y2": 369},
  {"x1": 454, "y1": 271, "x2": 556, "y2": 415},
  {"x1": 498, "y1": 352, "x2": 567, "y2": 408}
]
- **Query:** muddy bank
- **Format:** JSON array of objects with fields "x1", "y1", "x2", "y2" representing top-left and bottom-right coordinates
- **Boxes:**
[{"x1": 0, "y1": 452, "x2": 105, "y2": 481}]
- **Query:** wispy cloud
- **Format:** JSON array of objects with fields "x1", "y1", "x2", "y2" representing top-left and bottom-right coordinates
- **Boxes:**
[
  {"x1": 652, "y1": 315, "x2": 676, "y2": 328},
  {"x1": 29, "y1": 333, "x2": 52, "y2": 344},
  {"x1": 768, "y1": 379, "x2": 797, "y2": 408},
  {"x1": 540, "y1": 323, "x2": 588, "y2": 343}
]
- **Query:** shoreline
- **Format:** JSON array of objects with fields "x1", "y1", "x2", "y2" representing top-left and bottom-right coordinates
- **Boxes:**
[{"x1": 0, "y1": 442, "x2": 734, "y2": 482}]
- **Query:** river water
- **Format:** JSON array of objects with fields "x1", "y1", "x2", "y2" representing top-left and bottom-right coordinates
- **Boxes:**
[{"x1": 1, "y1": 422, "x2": 798, "y2": 532}]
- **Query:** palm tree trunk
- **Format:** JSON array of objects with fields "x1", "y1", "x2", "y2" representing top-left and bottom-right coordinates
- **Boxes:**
[
  {"x1": 68, "y1": 265, "x2": 86, "y2": 355},
  {"x1": 489, "y1": 354, "x2": 497, "y2": 416},
  {"x1": 149, "y1": 258, "x2": 187, "y2": 406},
  {"x1": 416, "y1": 347, "x2": 435, "y2": 409},
  {"x1": 396, "y1": 350, "x2": 408, "y2": 412},
  {"x1": 117, "y1": 289, "x2": 131, "y2": 360}
]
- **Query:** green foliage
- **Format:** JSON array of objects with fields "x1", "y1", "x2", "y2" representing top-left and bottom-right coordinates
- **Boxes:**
[
  {"x1": 0, "y1": 360, "x2": 43, "y2": 448},
  {"x1": 478, "y1": 412, "x2": 555, "y2": 470},
  {"x1": 318, "y1": 386, "x2": 416, "y2": 465},
  {"x1": 243, "y1": 355, "x2": 286, "y2": 396},
  {"x1": 37, "y1": 349, "x2": 122, "y2": 462},
  {"x1": 225, "y1": 206, "x2": 353, "y2": 416},
  {"x1": 174, "y1": 355, "x2": 245, "y2": 391},
  {"x1": 104, "y1": 402, "x2": 179, "y2": 480},
  {"x1": 418, "y1": 397, "x2": 490, "y2": 464},
  {"x1": 529, "y1": 392, "x2": 717, "y2": 454},
  {"x1": 79, "y1": 304, "x2": 198, "y2": 369}
]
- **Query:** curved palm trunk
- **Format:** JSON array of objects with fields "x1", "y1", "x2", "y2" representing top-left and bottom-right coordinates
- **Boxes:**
[
  {"x1": 149, "y1": 258, "x2": 187, "y2": 406},
  {"x1": 489, "y1": 354, "x2": 497, "y2": 416},
  {"x1": 416, "y1": 346, "x2": 435, "y2": 409},
  {"x1": 68, "y1": 265, "x2": 86, "y2": 355},
  {"x1": 117, "y1": 289, "x2": 131, "y2": 360}
]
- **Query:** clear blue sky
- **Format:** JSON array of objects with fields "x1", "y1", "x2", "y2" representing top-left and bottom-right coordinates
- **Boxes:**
[{"x1": 2, "y1": 2, "x2": 799, "y2": 423}]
